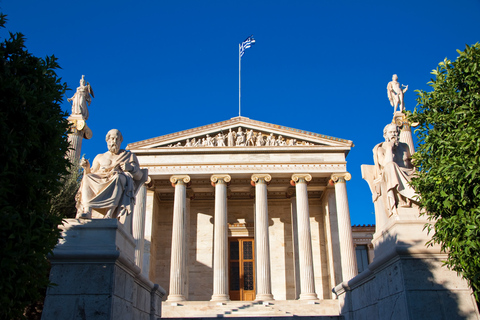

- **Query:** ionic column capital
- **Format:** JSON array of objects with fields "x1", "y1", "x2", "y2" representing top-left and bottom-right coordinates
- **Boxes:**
[
  {"x1": 170, "y1": 175, "x2": 191, "y2": 186},
  {"x1": 291, "y1": 173, "x2": 312, "y2": 185},
  {"x1": 251, "y1": 173, "x2": 272, "y2": 186},
  {"x1": 211, "y1": 174, "x2": 231, "y2": 186},
  {"x1": 331, "y1": 172, "x2": 351, "y2": 184}
]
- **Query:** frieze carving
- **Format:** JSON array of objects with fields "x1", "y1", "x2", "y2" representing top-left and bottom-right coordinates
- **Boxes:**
[
  {"x1": 145, "y1": 164, "x2": 347, "y2": 174},
  {"x1": 166, "y1": 126, "x2": 315, "y2": 148}
]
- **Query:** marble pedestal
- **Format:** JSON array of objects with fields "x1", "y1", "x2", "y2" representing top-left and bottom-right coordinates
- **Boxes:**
[
  {"x1": 333, "y1": 208, "x2": 479, "y2": 320},
  {"x1": 41, "y1": 219, "x2": 166, "y2": 320}
]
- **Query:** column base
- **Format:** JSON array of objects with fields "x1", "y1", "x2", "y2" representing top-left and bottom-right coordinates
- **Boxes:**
[
  {"x1": 167, "y1": 294, "x2": 186, "y2": 302},
  {"x1": 210, "y1": 294, "x2": 230, "y2": 302},
  {"x1": 299, "y1": 293, "x2": 318, "y2": 300},
  {"x1": 255, "y1": 293, "x2": 274, "y2": 301}
]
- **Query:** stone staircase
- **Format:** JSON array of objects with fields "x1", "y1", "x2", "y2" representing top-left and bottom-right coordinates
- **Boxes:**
[{"x1": 162, "y1": 300, "x2": 341, "y2": 318}]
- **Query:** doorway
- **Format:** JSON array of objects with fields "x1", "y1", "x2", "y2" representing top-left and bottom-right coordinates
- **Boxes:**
[{"x1": 229, "y1": 237, "x2": 255, "y2": 301}]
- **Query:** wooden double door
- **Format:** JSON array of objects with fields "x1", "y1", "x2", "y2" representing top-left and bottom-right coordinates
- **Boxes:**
[{"x1": 228, "y1": 238, "x2": 255, "y2": 301}]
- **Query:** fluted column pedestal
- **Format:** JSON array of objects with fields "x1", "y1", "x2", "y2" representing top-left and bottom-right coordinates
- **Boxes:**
[
  {"x1": 394, "y1": 111, "x2": 415, "y2": 154},
  {"x1": 66, "y1": 116, "x2": 92, "y2": 163},
  {"x1": 331, "y1": 173, "x2": 357, "y2": 281},
  {"x1": 211, "y1": 174, "x2": 231, "y2": 302},
  {"x1": 67, "y1": 128, "x2": 83, "y2": 162},
  {"x1": 167, "y1": 175, "x2": 190, "y2": 302},
  {"x1": 251, "y1": 174, "x2": 274, "y2": 301},
  {"x1": 291, "y1": 174, "x2": 318, "y2": 300}
]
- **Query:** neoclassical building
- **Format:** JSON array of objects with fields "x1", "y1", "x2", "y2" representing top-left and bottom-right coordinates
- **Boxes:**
[{"x1": 127, "y1": 116, "x2": 360, "y2": 302}]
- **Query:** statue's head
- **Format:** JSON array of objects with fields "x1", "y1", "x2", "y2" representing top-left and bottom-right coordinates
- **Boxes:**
[
  {"x1": 383, "y1": 123, "x2": 399, "y2": 143},
  {"x1": 80, "y1": 75, "x2": 85, "y2": 86},
  {"x1": 106, "y1": 129, "x2": 123, "y2": 154},
  {"x1": 392, "y1": 74, "x2": 398, "y2": 81}
]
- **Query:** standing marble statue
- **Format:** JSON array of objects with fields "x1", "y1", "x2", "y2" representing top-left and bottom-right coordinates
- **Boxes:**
[
  {"x1": 372, "y1": 123, "x2": 417, "y2": 216},
  {"x1": 76, "y1": 129, "x2": 146, "y2": 219},
  {"x1": 266, "y1": 133, "x2": 275, "y2": 146},
  {"x1": 387, "y1": 74, "x2": 408, "y2": 114},
  {"x1": 246, "y1": 129, "x2": 255, "y2": 146},
  {"x1": 68, "y1": 75, "x2": 94, "y2": 120},
  {"x1": 215, "y1": 133, "x2": 226, "y2": 147},
  {"x1": 227, "y1": 128, "x2": 236, "y2": 147}
]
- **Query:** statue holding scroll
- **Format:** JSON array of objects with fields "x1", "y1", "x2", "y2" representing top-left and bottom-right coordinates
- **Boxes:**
[{"x1": 76, "y1": 129, "x2": 147, "y2": 219}]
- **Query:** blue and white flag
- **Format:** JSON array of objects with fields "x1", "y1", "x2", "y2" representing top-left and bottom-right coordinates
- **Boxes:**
[{"x1": 240, "y1": 35, "x2": 255, "y2": 57}]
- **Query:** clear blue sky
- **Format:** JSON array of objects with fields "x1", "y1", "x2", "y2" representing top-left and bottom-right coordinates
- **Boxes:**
[{"x1": 2, "y1": 1, "x2": 479, "y2": 225}]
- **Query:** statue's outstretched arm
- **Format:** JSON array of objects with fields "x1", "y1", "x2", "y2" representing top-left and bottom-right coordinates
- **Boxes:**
[{"x1": 80, "y1": 157, "x2": 91, "y2": 175}]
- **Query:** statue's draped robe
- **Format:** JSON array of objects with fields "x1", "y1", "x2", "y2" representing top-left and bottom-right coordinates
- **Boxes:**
[
  {"x1": 71, "y1": 86, "x2": 91, "y2": 120},
  {"x1": 79, "y1": 150, "x2": 145, "y2": 217},
  {"x1": 373, "y1": 142, "x2": 417, "y2": 211}
]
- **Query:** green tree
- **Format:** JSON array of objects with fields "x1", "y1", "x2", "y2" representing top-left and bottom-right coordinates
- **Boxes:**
[
  {"x1": 50, "y1": 159, "x2": 82, "y2": 219},
  {"x1": 409, "y1": 43, "x2": 480, "y2": 300},
  {"x1": 0, "y1": 14, "x2": 70, "y2": 319}
]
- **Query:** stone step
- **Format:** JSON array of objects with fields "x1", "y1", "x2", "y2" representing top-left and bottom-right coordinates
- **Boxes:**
[
  {"x1": 173, "y1": 317, "x2": 341, "y2": 320},
  {"x1": 162, "y1": 300, "x2": 340, "y2": 318}
]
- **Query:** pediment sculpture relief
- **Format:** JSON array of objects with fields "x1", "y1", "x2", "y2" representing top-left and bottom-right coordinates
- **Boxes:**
[{"x1": 166, "y1": 127, "x2": 315, "y2": 148}]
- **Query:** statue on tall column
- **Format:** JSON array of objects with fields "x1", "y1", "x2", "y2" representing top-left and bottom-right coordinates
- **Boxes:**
[
  {"x1": 372, "y1": 123, "x2": 418, "y2": 216},
  {"x1": 68, "y1": 75, "x2": 94, "y2": 120},
  {"x1": 387, "y1": 74, "x2": 408, "y2": 114},
  {"x1": 76, "y1": 129, "x2": 147, "y2": 219}
]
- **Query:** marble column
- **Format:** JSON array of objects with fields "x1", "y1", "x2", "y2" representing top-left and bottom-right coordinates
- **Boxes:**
[
  {"x1": 133, "y1": 182, "x2": 147, "y2": 270},
  {"x1": 291, "y1": 174, "x2": 318, "y2": 300},
  {"x1": 394, "y1": 112, "x2": 416, "y2": 154},
  {"x1": 331, "y1": 172, "x2": 357, "y2": 281},
  {"x1": 251, "y1": 174, "x2": 274, "y2": 301},
  {"x1": 288, "y1": 190, "x2": 301, "y2": 299},
  {"x1": 67, "y1": 127, "x2": 83, "y2": 162},
  {"x1": 211, "y1": 174, "x2": 231, "y2": 302},
  {"x1": 142, "y1": 189, "x2": 156, "y2": 279},
  {"x1": 66, "y1": 117, "x2": 92, "y2": 163},
  {"x1": 167, "y1": 175, "x2": 190, "y2": 302}
]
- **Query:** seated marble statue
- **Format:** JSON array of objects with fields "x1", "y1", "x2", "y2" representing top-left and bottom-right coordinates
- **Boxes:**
[
  {"x1": 373, "y1": 123, "x2": 417, "y2": 216},
  {"x1": 76, "y1": 129, "x2": 146, "y2": 219}
]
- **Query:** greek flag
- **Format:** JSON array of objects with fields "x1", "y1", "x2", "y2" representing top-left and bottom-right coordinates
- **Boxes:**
[{"x1": 240, "y1": 35, "x2": 255, "y2": 57}]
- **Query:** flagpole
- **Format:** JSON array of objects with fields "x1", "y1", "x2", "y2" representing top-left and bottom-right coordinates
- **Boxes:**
[{"x1": 239, "y1": 43, "x2": 241, "y2": 117}]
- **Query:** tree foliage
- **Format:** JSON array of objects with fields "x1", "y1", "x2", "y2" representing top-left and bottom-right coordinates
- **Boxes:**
[
  {"x1": 409, "y1": 43, "x2": 480, "y2": 300},
  {"x1": 50, "y1": 159, "x2": 82, "y2": 219},
  {"x1": 0, "y1": 14, "x2": 70, "y2": 319}
]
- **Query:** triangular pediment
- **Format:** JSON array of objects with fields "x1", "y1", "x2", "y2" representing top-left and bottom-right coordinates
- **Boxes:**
[{"x1": 126, "y1": 116, "x2": 353, "y2": 150}]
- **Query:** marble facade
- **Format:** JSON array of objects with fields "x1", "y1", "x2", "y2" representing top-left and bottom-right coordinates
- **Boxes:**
[{"x1": 127, "y1": 116, "x2": 361, "y2": 303}]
